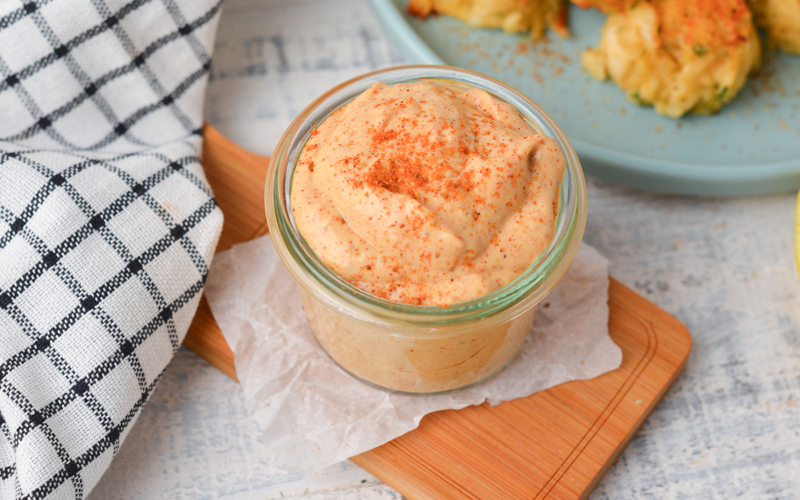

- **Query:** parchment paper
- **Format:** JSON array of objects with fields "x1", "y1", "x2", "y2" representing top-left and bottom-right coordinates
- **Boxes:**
[{"x1": 204, "y1": 236, "x2": 621, "y2": 472}]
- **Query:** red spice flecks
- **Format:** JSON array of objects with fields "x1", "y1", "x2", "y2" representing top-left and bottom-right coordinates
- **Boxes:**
[{"x1": 292, "y1": 81, "x2": 565, "y2": 306}]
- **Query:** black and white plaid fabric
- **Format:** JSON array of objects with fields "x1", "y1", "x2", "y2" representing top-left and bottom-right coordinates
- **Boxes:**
[{"x1": 0, "y1": 0, "x2": 224, "y2": 498}]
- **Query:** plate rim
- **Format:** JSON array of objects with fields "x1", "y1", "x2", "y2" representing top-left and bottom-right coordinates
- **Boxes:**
[{"x1": 368, "y1": 0, "x2": 800, "y2": 196}]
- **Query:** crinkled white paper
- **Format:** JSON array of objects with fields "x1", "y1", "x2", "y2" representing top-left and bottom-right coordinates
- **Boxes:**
[{"x1": 204, "y1": 237, "x2": 621, "y2": 472}]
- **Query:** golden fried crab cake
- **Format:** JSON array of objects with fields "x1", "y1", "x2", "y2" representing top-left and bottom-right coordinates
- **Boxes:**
[
  {"x1": 408, "y1": 0, "x2": 569, "y2": 40},
  {"x1": 570, "y1": 0, "x2": 639, "y2": 14},
  {"x1": 581, "y1": 0, "x2": 761, "y2": 117},
  {"x1": 748, "y1": 0, "x2": 800, "y2": 54}
]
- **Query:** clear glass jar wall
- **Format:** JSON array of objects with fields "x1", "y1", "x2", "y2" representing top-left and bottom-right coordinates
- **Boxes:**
[{"x1": 266, "y1": 66, "x2": 587, "y2": 395}]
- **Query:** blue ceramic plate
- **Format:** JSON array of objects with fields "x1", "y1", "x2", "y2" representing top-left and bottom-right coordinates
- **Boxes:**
[{"x1": 369, "y1": 0, "x2": 800, "y2": 196}]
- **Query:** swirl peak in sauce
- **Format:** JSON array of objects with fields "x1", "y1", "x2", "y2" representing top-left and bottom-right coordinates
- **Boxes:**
[{"x1": 291, "y1": 81, "x2": 566, "y2": 306}]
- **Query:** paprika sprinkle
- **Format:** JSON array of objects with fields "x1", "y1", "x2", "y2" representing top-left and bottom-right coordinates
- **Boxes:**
[{"x1": 291, "y1": 81, "x2": 566, "y2": 307}]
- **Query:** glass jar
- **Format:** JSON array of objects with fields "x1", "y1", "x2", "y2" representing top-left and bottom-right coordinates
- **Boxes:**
[{"x1": 265, "y1": 65, "x2": 586, "y2": 395}]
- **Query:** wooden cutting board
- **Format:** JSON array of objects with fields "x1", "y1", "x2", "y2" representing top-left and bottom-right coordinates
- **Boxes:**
[{"x1": 185, "y1": 124, "x2": 693, "y2": 500}]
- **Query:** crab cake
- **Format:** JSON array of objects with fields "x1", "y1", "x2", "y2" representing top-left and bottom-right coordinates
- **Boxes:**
[
  {"x1": 749, "y1": 0, "x2": 800, "y2": 54},
  {"x1": 570, "y1": 0, "x2": 639, "y2": 14},
  {"x1": 408, "y1": 0, "x2": 569, "y2": 40},
  {"x1": 581, "y1": 0, "x2": 761, "y2": 117}
]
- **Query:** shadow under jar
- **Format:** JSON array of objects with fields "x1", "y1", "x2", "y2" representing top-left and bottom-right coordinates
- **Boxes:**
[{"x1": 266, "y1": 65, "x2": 587, "y2": 395}]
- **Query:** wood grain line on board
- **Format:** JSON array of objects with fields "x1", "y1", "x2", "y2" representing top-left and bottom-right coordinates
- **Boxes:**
[{"x1": 350, "y1": 281, "x2": 690, "y2": 500}]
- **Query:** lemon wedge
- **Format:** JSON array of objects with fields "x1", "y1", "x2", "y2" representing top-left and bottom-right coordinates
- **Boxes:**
[{"x1": 796, "y1": 189, "x2": 800, "y2": 278}]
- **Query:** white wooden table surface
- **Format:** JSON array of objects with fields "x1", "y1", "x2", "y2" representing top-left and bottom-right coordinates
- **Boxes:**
[{"x1": 88, "y1": 0, "x2": 800, "y2": 498}]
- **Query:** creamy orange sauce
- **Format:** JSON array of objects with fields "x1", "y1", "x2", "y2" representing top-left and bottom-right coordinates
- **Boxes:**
[{"x1": 290, "y1": 81, "x2": 565, "y2": 306}]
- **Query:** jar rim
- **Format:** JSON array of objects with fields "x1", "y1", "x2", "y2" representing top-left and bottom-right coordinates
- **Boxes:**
[{"x1": 265, "y1": 65, "x2": 587, "y2": 327}]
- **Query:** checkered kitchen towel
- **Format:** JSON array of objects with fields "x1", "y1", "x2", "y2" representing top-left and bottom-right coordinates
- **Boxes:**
[{"x1": 0, "y1": 0, "x2": 224, "y2": 498}]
